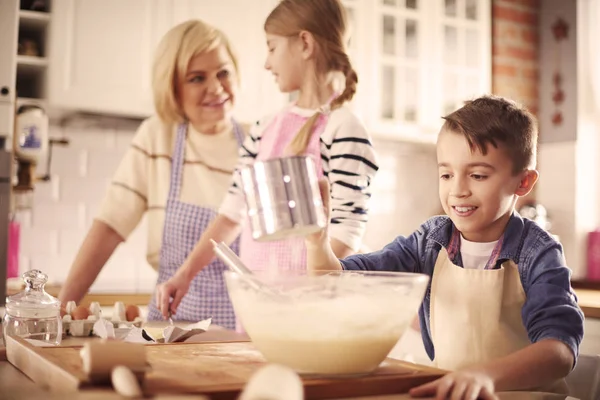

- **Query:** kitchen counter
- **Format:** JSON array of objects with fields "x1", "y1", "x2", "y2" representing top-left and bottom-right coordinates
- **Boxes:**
[
  {"x1": 0, "y1": 324, "x2": 576, "y2": 400},
  {"x1": 6, "y1": 278, "x2": 597, "y2": 315},
  {"x1": 574, "y1": 288, "x2": 600, "y2": 319}
]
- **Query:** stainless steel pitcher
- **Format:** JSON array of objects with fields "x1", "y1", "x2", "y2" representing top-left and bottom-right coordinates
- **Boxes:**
[{"x1": 239, "y1": 156, "x2": 327, "y2": 242}]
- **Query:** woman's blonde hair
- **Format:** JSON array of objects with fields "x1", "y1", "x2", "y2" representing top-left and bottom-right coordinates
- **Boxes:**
[
  {"x1": 152, "y1": 19, "x2": 239, "y2": 126},
  {"x1": 265, "y1": 0, "x2": 358, "y2": 155}
]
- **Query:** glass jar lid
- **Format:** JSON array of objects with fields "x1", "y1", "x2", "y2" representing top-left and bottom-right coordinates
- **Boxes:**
[{"x1": 5, "y1": 270, "x2": 61, "y2": 318}]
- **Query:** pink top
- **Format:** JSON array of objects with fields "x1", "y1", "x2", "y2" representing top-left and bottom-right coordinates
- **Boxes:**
[{"x1": 239, "y1": 105, "x2": 327, "y2": 274}]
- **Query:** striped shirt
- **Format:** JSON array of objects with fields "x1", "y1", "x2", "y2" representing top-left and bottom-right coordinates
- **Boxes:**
[
  {"x1": 219, "y1": 105, "x2": 379, "y2": 251},
  {"x1": 96, "y1": 116, "x2": 245, "y2": 270}
]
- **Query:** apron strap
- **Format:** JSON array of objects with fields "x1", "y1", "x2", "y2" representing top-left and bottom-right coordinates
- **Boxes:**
[
  {"x1": 447, "y1": 226, "x2": 505, "y2": 270},
  {"x1": 168, "y1": 123, "x2": 188, "y2": 200},
  {"x1": 169, "y1": 121, "x2": 243, "y2": 200}
]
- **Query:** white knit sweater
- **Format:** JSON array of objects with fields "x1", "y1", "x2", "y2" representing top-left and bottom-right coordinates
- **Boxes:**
[{"x1": 96, "y1": 116, "x2": 246, "y2": 269}]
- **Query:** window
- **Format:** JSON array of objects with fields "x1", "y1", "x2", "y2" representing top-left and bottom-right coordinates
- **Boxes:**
[
  {"x1": 285, "y1": 0, "x2": 491, "y2": 144},
  {"x1": 354, "y1": 0, "x2": 491, "y2": 143}
]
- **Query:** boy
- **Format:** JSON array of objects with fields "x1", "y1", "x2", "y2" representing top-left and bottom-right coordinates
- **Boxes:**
[{"x1": 306, "y1": 96, "x2": 584, "y2": 399}]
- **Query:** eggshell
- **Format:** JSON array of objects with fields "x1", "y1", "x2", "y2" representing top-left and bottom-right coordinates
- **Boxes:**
[
  {"x1": 113, "y1": 301, "x2": 126, "y2": 322},
  {"x1": 111, "y1": 366, "x2": 143, "y2": 398},
  {"x1": 125, "y1": 305, "x2": 141, "y2": 322},
  {"x1": 65, "y1": 300, "x2": 77, "y2": 315},
  {"x1": 71, "y1": 305, "x2": 90, "y2": 320},
  {"x1": 239, "y1": 364, "x2": 303, "y2": 400},
  {"x1": 89, "y1": 301, "x2": 102, "y2": 318}
]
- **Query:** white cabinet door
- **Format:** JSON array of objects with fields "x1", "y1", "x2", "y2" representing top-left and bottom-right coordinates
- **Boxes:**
[
  {"x1": 0, "y1": 0, "x2": 18, "y2": 106},
  {"x1": 48, "y1": 0, "x2": 173, "y2": 118},
  {"x1": 356, "y1": 0, "x2": 491, "y2": 143},
  {"x1": 174, "y1": 0, "x2": 286, "y2": 123}
]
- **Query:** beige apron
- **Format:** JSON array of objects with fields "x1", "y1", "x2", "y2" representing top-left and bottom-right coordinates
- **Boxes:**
[{"x1": 429, "y1": 248, "x2": 568, "y2": 394}]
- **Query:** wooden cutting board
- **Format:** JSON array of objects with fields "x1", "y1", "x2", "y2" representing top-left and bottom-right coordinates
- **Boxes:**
[{"x1": 6, "y1": 335, "x2": 445, "y2": 399}]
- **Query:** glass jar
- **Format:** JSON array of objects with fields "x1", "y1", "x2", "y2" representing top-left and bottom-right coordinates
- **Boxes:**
[{"x1": 3, "y1": 270, "x2": 62, "y2": 345}]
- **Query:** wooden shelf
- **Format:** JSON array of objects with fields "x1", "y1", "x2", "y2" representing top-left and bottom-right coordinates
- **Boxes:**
[
  {"x1": 17, "y1": 55, "x2": 48, "y2": 68},
  {"x1": 16, "y1": 97, "x2": 46, "y2": 109},
  {"x1": 18, "y1": 10, "x2": 50, "y2": 30},
  {"x1": 16, "y1": 56, "x2": 48, "y2": 75}
]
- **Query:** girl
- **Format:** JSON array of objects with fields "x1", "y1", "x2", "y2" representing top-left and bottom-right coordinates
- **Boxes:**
[{"x1": 156, "y1": 0, "x2": 379, "y2": 321}]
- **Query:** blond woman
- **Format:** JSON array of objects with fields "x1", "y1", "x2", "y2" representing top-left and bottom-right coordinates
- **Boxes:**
[{"x1": 59, "y1": 20, "x2": 247, "y2": 328}]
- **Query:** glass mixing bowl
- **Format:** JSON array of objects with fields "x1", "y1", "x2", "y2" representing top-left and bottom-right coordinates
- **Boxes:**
[
  {"x1": 3, "y1": 270, "x2": 62, "y2": 345},
  {"x1": 225, "y1": 270, "x2": 429, "y2": 376}
]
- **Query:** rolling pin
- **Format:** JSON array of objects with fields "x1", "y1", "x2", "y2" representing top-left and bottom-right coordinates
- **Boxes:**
[{"x1": 80, "y1": 340, "x2": 147, "y2": 384}]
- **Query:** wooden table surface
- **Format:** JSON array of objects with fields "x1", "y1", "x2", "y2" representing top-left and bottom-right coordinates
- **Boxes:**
[{"x1": 0, "y1": 323, "x2": 576, "y2": 400}]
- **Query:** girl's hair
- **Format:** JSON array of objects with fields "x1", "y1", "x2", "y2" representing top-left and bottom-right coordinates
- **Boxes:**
[
  {"x1": 152, "y1": 19, "x2": 239, "y2": 126},
  {"x1": 265, "y1": 0, "x2": 358, "y2": 155}
]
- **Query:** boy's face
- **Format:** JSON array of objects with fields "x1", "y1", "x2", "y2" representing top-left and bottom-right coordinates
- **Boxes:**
[{"x1": 436, "y1": 129, "x2": 537, "y2": 242}]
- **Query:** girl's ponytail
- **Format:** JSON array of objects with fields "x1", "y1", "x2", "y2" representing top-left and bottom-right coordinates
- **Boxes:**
[{"x1": 287, "y1": 53, "x2": 358, "y2": 156}]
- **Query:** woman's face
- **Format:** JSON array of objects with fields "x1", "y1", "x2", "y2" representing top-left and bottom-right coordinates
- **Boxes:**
[{"x1": 178, "y1": 45, "x2": 237, "y2": 132}]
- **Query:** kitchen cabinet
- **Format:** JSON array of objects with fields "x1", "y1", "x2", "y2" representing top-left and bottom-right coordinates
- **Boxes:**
[
  {"x1": 48, "y1": 0, "x2": 172, "y2": 118},
  {"x1": 0, "y1": 1, "x2": 19, "y2": 108},
  {"x1": 47, "y1": 0, "x2": 490, "y2": 137},
  {"x1": 343, "y1": 0, "x2": 491, "y2": 143},
  {"x1": 172, "y1": 0, "x2": 285, "y2": 123},
  {"x1": 48, "y1": 0, "x2": 283, "y2": 122}
]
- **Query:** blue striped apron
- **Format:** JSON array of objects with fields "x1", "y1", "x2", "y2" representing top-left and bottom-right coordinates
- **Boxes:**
[{"x1": 147, "y1": 121, "x2": 243, "y2": 328}]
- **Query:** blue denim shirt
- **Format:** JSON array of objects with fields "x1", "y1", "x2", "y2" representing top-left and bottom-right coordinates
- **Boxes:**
[{"x1": 341, "y1": 212, "x2": 584, "y2": 363}]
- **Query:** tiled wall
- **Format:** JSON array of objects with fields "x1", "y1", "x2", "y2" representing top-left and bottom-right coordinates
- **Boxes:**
[
  {"x1": 16, "y1": 116, "x2": 440, "y2": 292},
  {"x1": 16, "y1": 115, "x2": 158, "y2": 293}
]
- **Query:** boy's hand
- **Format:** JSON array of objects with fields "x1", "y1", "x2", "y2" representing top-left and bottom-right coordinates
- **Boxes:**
[
  {"x1": 409, "y1": 370, "x2": 498, "y2": 400},
  {"x1": 306, "y1": 178, "x2": 331, "y2": 248}
]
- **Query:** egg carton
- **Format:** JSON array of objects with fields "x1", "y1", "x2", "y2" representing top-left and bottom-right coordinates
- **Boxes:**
[
  {"x1": 62, "y1": 301, "x2": 143, "y2": 337},
  {"x1": 62, "y1": 316, "x2": 144, "y2": 337}
]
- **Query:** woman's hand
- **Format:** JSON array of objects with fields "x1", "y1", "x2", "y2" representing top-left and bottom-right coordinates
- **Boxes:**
[
  {"x1": 409, "y1": 370, "x2": 498, "y2": 400},
  {"x1": 155, "y1": 270, "x2": 192, "y2": 319}
]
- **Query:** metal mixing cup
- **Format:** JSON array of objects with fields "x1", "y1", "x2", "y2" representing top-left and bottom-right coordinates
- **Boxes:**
[{"x1": 239, "y1": 156, "x2": 327, "y2": 241}]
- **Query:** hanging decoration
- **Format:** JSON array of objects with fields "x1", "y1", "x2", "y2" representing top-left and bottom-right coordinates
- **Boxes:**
[{"x1": 550, "y1": 17, "x2": 569, "y2": 127}]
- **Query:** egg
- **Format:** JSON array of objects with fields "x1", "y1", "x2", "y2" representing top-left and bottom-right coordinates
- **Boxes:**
[
  {"x1": 113, "y1": 301, "x2": 126, "y2": 322},
  {"x1": 125, "y1": 305, "x2": 141, "y2": 322},
  {"x1": 111, "y1": 366, "x2": 143, "y2": 398},
  {"x1": 65, "y1": 300, "x2": 77, "y2": 315},
  {"x1": 71, "y1": 305, "x2": 90, "y2": 320},
  {"x1": 239, "y1": 364, "x2": 303, "y2": 400},
  {"x1": 89, "y1": 301, "x2": 102, "y2": 318}
]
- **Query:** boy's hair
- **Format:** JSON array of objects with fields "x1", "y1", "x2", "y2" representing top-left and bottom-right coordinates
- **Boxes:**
[
  {"x1": 441, "y1": 95, "x2": 538, "y2": 174},
  {"x1": 152, "y1": 19, "x2": 239, "y2": 126},
  {"x1": 265, "y1": 0, "x2": 357, "y2": 155}
]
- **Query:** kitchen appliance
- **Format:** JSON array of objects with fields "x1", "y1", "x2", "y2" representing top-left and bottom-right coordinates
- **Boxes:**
[
  {"x1": 13, "y1": 104, "x2": 48, "y2": 209},
  {"x1": 12, "y1": 104, "x2": 69, "y2": 209},
  {"x1": 239, "y1": 155, "x2": 327, "y2": 242}
]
